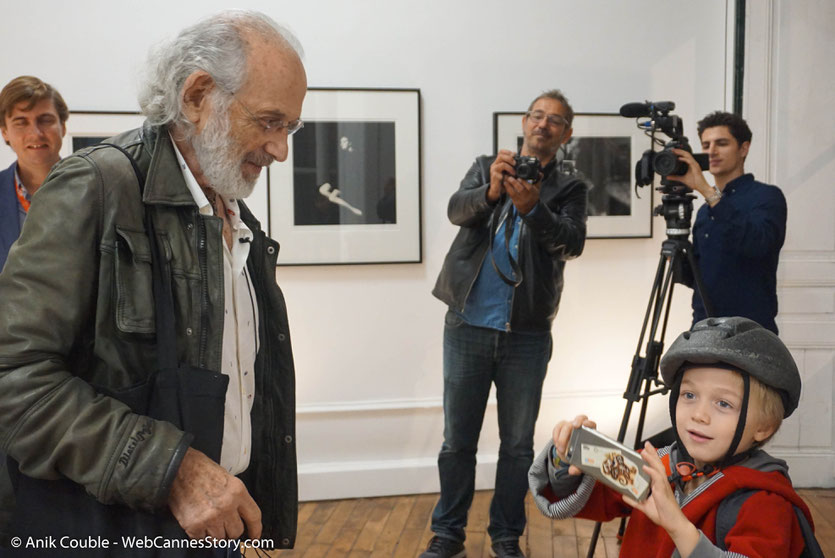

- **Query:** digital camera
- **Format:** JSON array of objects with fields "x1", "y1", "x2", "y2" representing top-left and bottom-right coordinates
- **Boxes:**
[{"x1": 513, "y1": 155, "x2": 541, "y2": 182}]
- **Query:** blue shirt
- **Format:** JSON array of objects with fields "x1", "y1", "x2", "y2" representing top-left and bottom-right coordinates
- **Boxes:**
[
  {"x1": 458, "y1": 204, "x2": 524, "y2": 332},
  {"x1": 691, "y1": 173, "x2": 786, "y2": 334}
]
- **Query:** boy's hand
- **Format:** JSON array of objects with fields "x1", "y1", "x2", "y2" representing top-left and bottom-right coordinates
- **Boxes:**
[
  {"x1": 623, "y1": 442, "x2": 700, "y2": 558},
  {"x1": 552, "y1": 415, "x2": 596, "y2": 476}
]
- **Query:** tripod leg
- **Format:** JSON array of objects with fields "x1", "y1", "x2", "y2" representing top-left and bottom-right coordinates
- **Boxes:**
[
  {"x1": 585, "y1": 523, "x2": 602, "y2": 558},
  {"x1": 616, "y1": 253, "x2": 668, "y2": 442},
  {"x1": 685, "y1": 246, "x2": 715, "y2": 317},
  {"x1": 635, "y1": 269, "x2": 677, "y2": 446},
  {"x1": 586, "y1": 246, "x2": 681, "y2": 558}
]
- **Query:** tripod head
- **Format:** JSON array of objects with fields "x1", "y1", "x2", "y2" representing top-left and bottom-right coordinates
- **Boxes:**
[{"x1": 654, "y1": 183, "x2": 697, "y2": 240}]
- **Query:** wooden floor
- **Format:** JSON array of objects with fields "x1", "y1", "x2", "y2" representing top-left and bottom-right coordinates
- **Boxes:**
[{"x1": 254, "y1": 488, "x2": 835, "y2": 558}]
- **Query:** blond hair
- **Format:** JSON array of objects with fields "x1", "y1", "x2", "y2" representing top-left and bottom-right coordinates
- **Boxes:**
[{"x1": 749, "y1": 374, "x2": 785, "y2": 446}]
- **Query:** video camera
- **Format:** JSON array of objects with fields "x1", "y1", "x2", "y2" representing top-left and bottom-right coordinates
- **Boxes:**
[
  {"x1": 620, "y1": 101, "x2": 709, "y2": 193},
  {"x1": 620, "y1": 100, "x2": 710, "y2": 238}
]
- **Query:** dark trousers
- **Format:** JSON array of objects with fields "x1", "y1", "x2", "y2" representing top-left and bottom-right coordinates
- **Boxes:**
[{"x1": 431, "y1": 312, "x2": 552, "y2": 543}]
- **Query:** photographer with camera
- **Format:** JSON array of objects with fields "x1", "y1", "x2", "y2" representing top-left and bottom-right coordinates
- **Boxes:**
[
  {"x1": 670, "y1": 112, "x2": 787, "y2": 334},
  {"x1": 424, "y1": 90, "x2": 588, "y2": 558}
]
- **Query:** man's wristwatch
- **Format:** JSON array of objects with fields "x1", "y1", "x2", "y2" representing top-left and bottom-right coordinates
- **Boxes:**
[{"x1": 705, "y1": 186, "x2": 723, "y2": 204}]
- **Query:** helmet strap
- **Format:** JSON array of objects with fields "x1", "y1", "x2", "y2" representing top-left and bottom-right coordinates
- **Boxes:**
[{"x1": 717, "y1": 373, "x2": 751, "y2": 468}]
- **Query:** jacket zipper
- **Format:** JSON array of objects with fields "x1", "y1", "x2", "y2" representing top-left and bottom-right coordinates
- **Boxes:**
[
  {"x1": 249, "y1": 239, "x2": 282, "y2": 539},
  {"x1": 197, "y1": 216, "x2": 209, "y2": 368}
]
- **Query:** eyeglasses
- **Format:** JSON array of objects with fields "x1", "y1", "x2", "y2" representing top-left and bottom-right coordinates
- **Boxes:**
[
  {"x1": 230, "y1": 92, "x2": 304, "y2": 136},
  {"x1": 526, "y1": 110, "x2": 569, "y2": 128}
]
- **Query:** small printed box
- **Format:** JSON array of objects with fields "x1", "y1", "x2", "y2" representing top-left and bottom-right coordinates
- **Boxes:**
[{"x1": 565, "y1": 426, "x2": 651, "y2": 501}]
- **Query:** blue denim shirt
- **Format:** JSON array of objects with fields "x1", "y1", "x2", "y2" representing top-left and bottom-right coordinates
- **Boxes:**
[
  {"x1": 457, "y1": 204, "x2": 525, "y2": 332},
  {"x1": 691, "y1": 173, "x2": 786, "y2": 334}
]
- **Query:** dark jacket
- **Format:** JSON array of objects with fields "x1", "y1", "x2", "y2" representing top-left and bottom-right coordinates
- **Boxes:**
[
  {"x1": 0, "y1": 124, "x2": 297, "y2": 550},
  {"x1": 0, "y1": 162, "x2": 22, "y2": 272},
  {"x1": 432, "y1": 155, "x2": 588, "y2": 332}
]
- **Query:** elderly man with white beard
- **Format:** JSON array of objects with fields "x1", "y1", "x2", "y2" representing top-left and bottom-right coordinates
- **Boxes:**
[{"x1": 0, "y1": 11, "x2": 306, "y2": 557}]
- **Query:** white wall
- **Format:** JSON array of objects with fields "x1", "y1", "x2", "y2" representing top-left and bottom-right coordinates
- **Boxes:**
[
  {"x1": 1, "y1": 0, "x2": 831, "y2": 497},
  {"x1": 743, "y1": 0, "x2": 835, "y2": 485}
]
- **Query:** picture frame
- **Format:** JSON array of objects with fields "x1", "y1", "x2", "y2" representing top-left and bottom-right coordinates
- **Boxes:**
[
  {"x1": 60, "y1": 111, "x2": 270, "y2": 228},
  {"x1": 493, "y1": 111, "x2": 652, "y2": 238},
  {"x1": 268, "y1": 88, "x2": 422, "y2": 265}
]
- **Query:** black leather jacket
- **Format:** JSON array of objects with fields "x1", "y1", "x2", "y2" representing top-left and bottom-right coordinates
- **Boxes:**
[{"x1": 432, "y1": 155, "x2": 588, "y2": 332}]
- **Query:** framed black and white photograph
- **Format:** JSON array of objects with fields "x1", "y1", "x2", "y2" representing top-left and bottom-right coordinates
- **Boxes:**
[
  {"x1": 493, "y1": 112, "x2": 652, "y2": 238},
  {"x1": 268, "y1": 88, "x2": 421, "y2": 265},
  {"x1": 60, "y1": 111, "x2": 145, "y2": 155},
  {"x1": 60, "y1": 111, "x2": 271, "y2": 228}
]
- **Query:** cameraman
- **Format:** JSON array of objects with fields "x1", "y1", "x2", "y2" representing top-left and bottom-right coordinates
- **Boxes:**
[
  {"x1": 425, "y1": 90, "x2": 588, "y2": 558},
  {"x1": 672, "y1": 111, "x2": 787, "y2": 334}
]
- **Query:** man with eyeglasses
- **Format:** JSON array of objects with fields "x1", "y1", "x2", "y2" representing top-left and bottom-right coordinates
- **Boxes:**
[
  {"x1": 426, "y1": 90, "x2": 588, "y2": 558},
  {"x1": 0, "y1": 11, "x2": 305, "y2": 556}
]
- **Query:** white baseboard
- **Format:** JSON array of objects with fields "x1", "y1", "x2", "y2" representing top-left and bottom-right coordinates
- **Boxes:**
[
  {"x1": 298, "y1": 450, "x2": 835, "y2": 501},
  {"x1": 768, "y1": 450, "x2": 835, "y2": 488},
  {"x1": 299, "y1": 455, "x2": 498, "y2": 502}
]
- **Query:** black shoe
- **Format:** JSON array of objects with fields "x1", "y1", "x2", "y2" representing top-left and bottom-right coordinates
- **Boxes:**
[
  {"x1": 490, "y1": 539, "x2": 525, "y2": 558},
  {"x1": 419, "y1": 536, "x2": 466, "y2": 558}
]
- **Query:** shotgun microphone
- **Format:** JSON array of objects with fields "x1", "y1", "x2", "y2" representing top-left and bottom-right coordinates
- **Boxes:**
[{"x1": 619, "y1": 101, "x2": 676, "y2": 118}]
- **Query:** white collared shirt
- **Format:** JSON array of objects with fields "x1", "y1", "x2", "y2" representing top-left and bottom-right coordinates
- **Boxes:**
[{"x1": 171, "y1": 137, "x2": 258, "y2": 475}]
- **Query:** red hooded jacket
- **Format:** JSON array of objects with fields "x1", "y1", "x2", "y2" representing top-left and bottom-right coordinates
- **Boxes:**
[{"x1": 533, "y1": 444, "x2": 814, "y2": 557}]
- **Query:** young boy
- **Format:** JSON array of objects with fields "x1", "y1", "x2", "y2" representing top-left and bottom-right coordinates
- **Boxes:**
[{"x1": 529, "y1": 317, "x2": 814, "y2": 557}]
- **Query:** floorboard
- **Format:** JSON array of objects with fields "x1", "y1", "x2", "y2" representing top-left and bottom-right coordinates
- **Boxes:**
[{"x1": 259, "y1": 488, "x2": 835, "y2": 558}]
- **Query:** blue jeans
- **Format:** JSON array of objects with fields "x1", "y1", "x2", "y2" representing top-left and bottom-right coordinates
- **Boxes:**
[{"x1": 431, "y1": 311, "x2": 552, "y2": 543}]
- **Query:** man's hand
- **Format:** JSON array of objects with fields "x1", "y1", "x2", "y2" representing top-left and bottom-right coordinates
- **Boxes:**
[
  {"x1": 552, "y1": 415, "x2": 597, "y2": 476},
  {"x1": 168, "y1": 447, "x2": 262, "y2": 540},
  {"x1": 505, "y1": 173, "x2": 542, "y2": 215},
  {"x1": 668, "y1": 148, "x2": 715, "y2": 201},
  {"x1": 488, "y1": 150, "x2": 516, "y2": 203}
]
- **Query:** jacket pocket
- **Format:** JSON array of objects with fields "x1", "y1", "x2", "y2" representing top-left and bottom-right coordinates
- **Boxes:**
[{"x1": 114, "y1": 226, "x2": 155, "y2": 335}]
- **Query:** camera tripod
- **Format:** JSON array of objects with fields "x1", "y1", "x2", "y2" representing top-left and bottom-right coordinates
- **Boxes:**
[{"x1": 584, "y1": 189, "x2": 713, "y2": 558}]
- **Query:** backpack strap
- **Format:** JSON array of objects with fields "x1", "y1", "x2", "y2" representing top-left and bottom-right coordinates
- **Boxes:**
[
  {"x1": 715, "y1": 489, "x2": 756, "y2": 550},
  {"x1": 794, "y1": 505, "x2": 825, "y2": 558},
  {"x1": 716, "y1": 489, "x2": 824, "y2": 557}
]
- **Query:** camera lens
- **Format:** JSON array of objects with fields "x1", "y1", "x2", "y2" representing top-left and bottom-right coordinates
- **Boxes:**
[{"x1": 653, "y1": 150, "x2": 686, "y2": 176}]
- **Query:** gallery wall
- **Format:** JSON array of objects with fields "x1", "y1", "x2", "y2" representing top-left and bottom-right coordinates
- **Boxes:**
[
  {"x1": 1, "y1": 0, "x2": 832, "y2": 498},
  {"x1": 741, "y1": 0, "x2": 835, "y2": 485}
]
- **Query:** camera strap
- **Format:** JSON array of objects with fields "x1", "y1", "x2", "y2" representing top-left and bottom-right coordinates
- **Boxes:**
[{"x1": 488, "y1": 200, "x2": 523, "y2": 287}]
